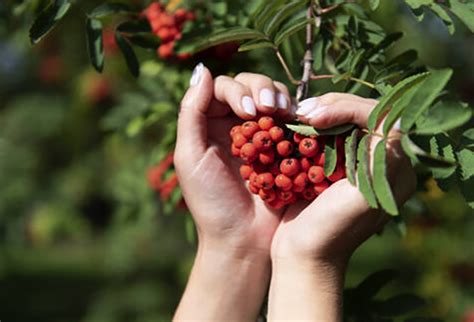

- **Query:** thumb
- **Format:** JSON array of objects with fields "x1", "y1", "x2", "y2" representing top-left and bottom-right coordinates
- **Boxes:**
[{"x1": 176, "y1": 63, "x2": 214, "y2": 165}]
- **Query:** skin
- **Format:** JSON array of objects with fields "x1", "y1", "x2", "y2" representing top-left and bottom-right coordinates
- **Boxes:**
[{"x1": 173, "y1": 65, "x2": 416, "y2": 321}]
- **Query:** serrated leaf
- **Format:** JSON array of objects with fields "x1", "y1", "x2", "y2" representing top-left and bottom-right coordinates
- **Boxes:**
[
  {"x1": 89, "y1": 2, "x2": 131, "y2": 18},
  {"x1": 86, "y1": 18, "x2": 104, "y2": 72},
  {"x1": 460, "y1": 128, "x2": 474, "y2": 148},
  {"x1": 324, "y1": 136, "x2": 337, "y2": 177},
  {"x1": 373, "y1": 294, "x2": 425, "y2": 317},
  {"x1": 448, "y1": 0, "x2": 474, "y2": 32},
  {"x1": 430, "y1": 136, "x2": 456, "y2": 179},
  {"x1": 402, "y1": 136, "x2": 456, "y2": 168},
  {"x1": 368, "y1": 72, "x2": 429, "y2": 130},
  {"x1": 264, "y1": 0, "x2": 306, "y2": 36},
  {"x1": 286, "y1": 124, "x2": 317, "y2": 136},
  {"x1": 238, "y1": 39, "x2": 274, "y2": 52},
  {"x1": 457, "y1": 148, "x2": 474, "y2": 180},
  {"x1": 345, "y1": 128, "x2": 360, "y2": 185},
  {"x1": 357, "y1": 134, "x2": 378, "y2": 208},
  {"x1": 177, "y1": 27, "x2": 265, "y2": 54},
  {"x1": 29, "y1": 0, "x2": 71, "y2": 44},
  {"x1": 317, "y1": 124, "x2": 355, "y2": 136},
  {"x1": 115, "y1": 31, "x2": 140, "y2": 77},
  {"x1": 369, "y1": 0, "x2": 381, "y2": 10},
  {"x1": 429, "y1": 3, "x2": 455, "y2": 34},
  {"x1": 274, "y1": 17, "x2": 312, "y2": 45},
  {"x1": 400, "y1": 68, "x2": 453, "y2": 132},
  {"x1": 373, "y1": 140, "x2": 398, "y2": 215},
  {"x1": 356, "y1": 269, "x2": 398, "y2": 299},
  {"x1": 415, "y1": 100, "x2": 472, "y2": 135}
]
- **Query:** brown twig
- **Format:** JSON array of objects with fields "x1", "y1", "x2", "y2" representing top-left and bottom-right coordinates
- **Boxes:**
[
  {"x1": 275, "y1": 48, "x2": 300, "y2": 85},
  {"x1": 309, "y1": 73, "x2": 376, "y2": 89},
  {"x1": 296, "y1": 2, "x2": 316, "y2": 102}
]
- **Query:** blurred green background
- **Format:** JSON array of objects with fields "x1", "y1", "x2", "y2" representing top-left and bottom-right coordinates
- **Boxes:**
[{"x1": 0, "y1": 0, "x2": 473, "y2": 321}]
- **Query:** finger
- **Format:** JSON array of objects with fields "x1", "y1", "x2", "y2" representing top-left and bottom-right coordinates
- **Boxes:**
[
  {"x1": 273, "y1": 81, "x2": 294, "y2": 119},
  {"x1": 176, "y1": 63, "x2": 214, "y2": 165},
  {"x1": 234, "y1": 72, "x2": 281, "y2": 114},
  {"x1": 214, "y1": 75, "x2": 257, "y2": 119},
  {"x1": 296, "y1": 93, "x2": 377, "y2": 129}
]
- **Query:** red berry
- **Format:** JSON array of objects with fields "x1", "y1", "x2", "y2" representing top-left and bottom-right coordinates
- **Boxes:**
[
  {"x1": 308, "y1": 166, "x2": 325, "y2": 184},
  {"x1": 292, "y1": 184, "x2": 305, "y2": 193},
  {"x1": 293, "y1": 172, "x2": 309, "y2": 187},
  {"x1": 276, "y1": 140, "x2": 293, "y2": 157},
  {"x1": 280, "y1": 158, "x2": 300, "y2": 177},
  {"x1": 241, "y1": 121, "x2": 260, "y2": 139},
  {"x1": 267, "y1": 197, "x2": 286, "y2": 209},
  {"x1": 258, "y1": 116, "x2": 274, "y2": 130},
  {"x1": 299, "y1": 138, "x2": 319, "y2": 157},
  {"x1": 275, "y1": 174, "x2": 293, "y2": 191},
  {"x1": 230, "y1": 125, "x2": 242, "y2": 138},
  {"x1": 259, "y1": 149, "x2": 275, "y2": 165},
  {"x1": 328, "y1": 165, "x2": 345, "y2": 182},
  {"x1": 302, "y1": 187, "x2": 316, "y2": 201},
  {"x1": 231, "y1": 144, "x2": 241, "y2": 157},
  {"x1": 249, "y1": 183, "x2": 260, "y2": 194},
  {"x1": 232, "y1": 132, "x2": 247, "y2": 148},
  {"x1": 314, "y1": 180, "x2": 330, "y2": 194},
  {"x1": 240, "y1": 165, "x2": 253, "y2": 180},
  {"x1": 174, "y1": 8, "x2": 187, "y2": 22},
  {"x1": 249, "y1": 172, "x2": 258, "y2": 185},
  {"x1": 240, "y1": 143, "x2": 258, "y2": 163},
  {"x1": 256, "y1": 173, "x2": 275, "y2": 190},
  {"x1": 269, "y1": 126, "x2": 284, "y2": 142},
  {"x1": 158, "y1": 41, "x2": 175, "y2": 59},
  {"x1": 293, "y1": 132, "x2": 304, "y2": 143},
  {"x1": 314, "y1": 153, "x2": 325, "y2": 167},
  {"x1": 301, "y1": 157, "x2": 314, "y2": 172},
  {"x1": 253, "y1": 131, "x2": 273, "y2": 151},
  {"x1": 158, "y1": 27, "x2": 175, "y2": 42},
  {"x1": 278, "y1": 190, "x2": 294, "y2": 202},
  {"x1": 259, "y1": 189, "x2": 276, "y2": 202}
]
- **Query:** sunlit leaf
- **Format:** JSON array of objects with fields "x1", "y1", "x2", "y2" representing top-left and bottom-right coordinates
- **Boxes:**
[
  {"x1": 345, "y1": 128, "x2": 360, "y2": 185},
  {"x1": 357, "y1": 134, "x2": 378, "y2": 208},
  {"x1": 373, "y1": 140, "x2": 398, "y2": 215},
  {"x1": 86, "y1": 18, "x2": 104, "y2": 72},
  {"x1": 29, "y1": 0, "x2": 72, "y2": 44},
  {"x1": 324, "y1": 136, "x2": 337, "y2": 177}
]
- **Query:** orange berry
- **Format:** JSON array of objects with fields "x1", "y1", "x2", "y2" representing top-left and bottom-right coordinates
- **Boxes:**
[
  {"x1": 293, "y1": 172, "x2": 309, "y2": 187},
  {"x1": 301, "y1": 157, "x2": 314, "y2": 172},
  {"x1": 240, "y1": 165, "x2": 253, "y2": 180},
  {"x1": 258, "y1": 116, "x2": 274, "y2": 130},
  {"x1": 231, "y1": 144, "x2": 241, "y2": 157},
  {"x1": 299, "y1": 138, "x2": 319, "y2": 157},
  {"x1": 308, "y1": 166, "x2": 325, "y2": 184},
  {"x1": 280, "y1": 158, "x2": 300, "y2": 177},
  {"x1": 292, "y1": 184, "x2": 305, "y2": 193},
  {"x1": 240, "y1": 143, "x2": 258, "y2": 163},
  {"x1": 293, "y1": 132, "x2": 304, "y2": 143},
  {"x1": 259, "y1": 149, "x2": 275, "y2": 165},
  {"x1": 249, "y1": 172, "x2": 258, "y2": 185},
  {"x1": 249, "y1": 182, "x2": 260, "y2": 194},
  {"x1": 275, "y1": 174, "x2": 293, "y2": 191},
  {"x1": 278, "y1": 190, "x2": 294, "y2": 202},
  {"x1": 175, "y1": 8, "x2": 187, "y2": 22},
  {"x1": 158, "y1": 41, "x2": 175, "y2": 59},
  {"x1": 314, "y1": 180, "x2": 330, "y2": 194},
  {"x1": 328, "y1": 165, "x2": 345, "y2": 182},
  {"x1": 256, "y1": 172, "x2": 275, "y2": 190},
  {"x1": 230, "y1": 125, "x2": 242, "y2": 138},
  {"x1": 259, "y1": 188, "x2": 276, "y2": 202},
  {"x1": 232, "y1": 132, "x2": 247, "y2": 148},
  {"x1": 267, "y1": 197, "x2": 286, "y2": 209},
  {"x1": 241, "y1": 121, "x2": 260, "y2": 138},
  {"x1": 269, "y1": 126, "x2": 284, "y2": 142},
  {"x1": 314, "y1": 153, "x2": 325, "y2": 167},
  {"x1": 276, "y1": 140, "x2": 293, "y2": 157},
  {"x1": 253, "y1": 131, "x2": 273, "y2": 150}
]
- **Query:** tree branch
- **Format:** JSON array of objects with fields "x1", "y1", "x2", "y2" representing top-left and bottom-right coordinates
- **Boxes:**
[{"x1": 296, "y1": 2, "x2": 316, "y2": 102}]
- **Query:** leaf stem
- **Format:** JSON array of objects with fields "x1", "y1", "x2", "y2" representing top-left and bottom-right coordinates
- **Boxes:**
[
  {"x1": 274, "y1": 48, "x2": 300, "y2": 85},
  {"x1": 309, "y1": 73, "x2": 376, "y2": 89},
  {"x1": 296, "y1": 1, "x2": 316, "y2": 102}
]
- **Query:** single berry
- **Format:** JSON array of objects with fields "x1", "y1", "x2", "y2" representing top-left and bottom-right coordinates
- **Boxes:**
[
  {"x1": 240, "y1": 143, "x2": 258, "y2": 163},
  {"x1": 253, "y1": 131, "x2": 273, "y2": 150},
  {"x1": 314, "y1": 153, "x2": 325, "y2": 167},
  {"x1": 267, "y1": 197, "x2": 286, "y2": 209},
  {"x1": 302, "y1": 187, "x2": 316, "y2": 201},
  {"x1": 293, "y1": 172, "x2": 309, "y2": 187},
  {"x1": 275, "y1": 174, "x2": 293, "y2": 191},
  {"x1": 292, "y1": 184, "x2": 305, "y2": 193},
  {"x1": 249, "y1": 172, "x2": 258, "y2": 186},
  {"x1": 232, "y1": 132, "x2": 247, "y2": 148},
  {"x1": 240, "y1": 165, "x2": 253, "y2": 180},
  {"x1": 299, "y1": 138, "x2": 319, "y2": 157},
  {"x1": 249, "y1": 183, "x2": 260, "y2": 194},
  {"x1": 280, "y1": 158, "x2": 300, "y2": 177},
  {"x1": 276, "y1": 140, "x2": 293, "y2": 157},
  {"x1": 259, "y1": 189, "x2": 276, "y2": 202},
  {"x1": 278, "y1": 190, "x2": 294, "y2": 202},
  {"x1": 269, "y1": 126, "x2": 284, "y2": 142},
  {"x1": 256, "y1": 173, "x2": 275, "y2": 190},
  {"x1": 328, "y1": 165, "x2": 346, "y2": 182},
  {"x1": 258, "y1": 116, "x2": 275, "y2": 130},
  {"x1": 314, "y1": 180, "x2": 330, "y2": 194},
  {"x1": 308, "y1": 166, "x2": 325, "y2": 184},
  {"x1": 231, "y1": 144, "x2": 241, "y2": 157},
  {"x1": 293, "y1": 132, "x2": 304, "y2": 143},
  {"x1": 241, "y1": 121, "x2": 260, "y2": 139},
  {"x1": 301, "y1": 157, "x2": 314, "y2": 172},
  {"x1": 230, "y1": 125, "x2": 242, "y2": 138},
  {"x1": 259, "y1": 149, "x2": 275, "y2": 165}
]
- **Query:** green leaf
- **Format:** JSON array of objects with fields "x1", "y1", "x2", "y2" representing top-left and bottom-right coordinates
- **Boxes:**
[
  {"x1": 357, "y1": 134, "x2": 378, "y2": 208},
  {"x1": 368, "y1": 72, "x2": 429, "y2": 130},
  {"x1": 457, "y1": 148, "x2": 474, "y2": 180},
  {"x1": 29, "y1": 0, "x2": 72, "y2": 44},
  {"x1": 115, "y1": 31, "x2": 140, "y2": 77},
  {"x1": 369, "y1": 0, "x2": 381, "y2": 10},
  {"x1": 274, "y1": 17, "x2": 312, "y2": 45},
  {"x1": 373, "y1": 140, "x2": 398, "y2": 215},
  {"x1": 254, "y1": 0, "x2": 287, "y2": 30},
  {"x1": 316, "y1": 124, "x2": 355, "y2": 136},
  {"x1": 400, "y1": 68, "x2": 453, "y2": 132},
  {"x1": 89, "y1": 2, "x2": 131, "y2": 18},
  {"x1": 324, "y1": 136, "x2": 337, "y2": 177},
  {"x1": 178, "y1": 27, "x2": 266, "y2": 54},
  {"x1": 86, "y1": 18, "x2": 104, "y2": 73},
  {"x1": 448, "y1": 0, "x2": 474, "y2": 32},
  {"x1": 415, "y1": 100, "x2": 472, "y2": 135},
  {"x1": 459, "y1": 175, "x2": 474, "y2": 209},
  {"x1": 401, "y1": 136, "x2": 456, "y2": 168},
  {"x1": 117, "y1": 20, "x2": 151, "y2": 33},
  {"x1": 460, "y1": 128, "x2": 474, "y2": 148},
  {"x1": 128, "y1": 34, "x2": 160, "y2": 49},
  {"x1": 430, "y1": 136, "x2": 456, "y2": 179},
  {"x1": 356, "y1": 269, "x2": 398, "y2": 299},
  {"x1": 286, "y1": 124, "x2": 318, "y2": 136},
  {"x1": 373, "y1": 294, "x2": 425, "y2": 317},
  {"x1": 345, "y1": 128, "x2": 360, "y2": 185},
  {"x1": 429, "y1": 3, "x2": 455, "y2": 34},
  {"x1": 365, "y1": 32, "x2": 403, "y2": 59},
  {"x1": 238, "y1": 39, "x2": 274, "y2": 52},
  {"x1": 264, "y1": 0, "x2": 306, "y2": 36}
]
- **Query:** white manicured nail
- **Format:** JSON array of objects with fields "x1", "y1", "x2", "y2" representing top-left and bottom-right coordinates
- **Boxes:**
[
  {"x1": 242, "y1": 96, "x2": 257, "y2": 116},
  {"x1": 189, "y1": 62, "x2": 204, "y2": 87},
  {"x1": 259, "y1": 88, "x2": 275, "y2": 108},
  {"x1": 276, "y1": 93, "x2": 288, "y2": 110},
  {"x1": 296, "y1": 97, "x2": 319, "y2": 116}
]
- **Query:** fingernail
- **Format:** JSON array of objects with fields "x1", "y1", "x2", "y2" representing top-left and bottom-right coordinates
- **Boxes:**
[
  {"x1": 276, "y1": 93, "x2": 288, "y2": 110},
  {"x1": 259, "y1": 88, "x2": 275, "y2": 108},
  {"x1": 296, "y1": 97, "x2": 318, "y2": 116},
  {"x1": 242, "y1": 96, "x2": 257, "y2": 116},
  {"x1": 189, "y1": 62, "x2": 204, "y2": 87}
]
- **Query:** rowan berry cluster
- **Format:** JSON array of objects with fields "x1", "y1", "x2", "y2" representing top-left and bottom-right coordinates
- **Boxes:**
[
  {"x1": 143, "y1": 2, "x2": 195, "y2": 60},
  {"x1": 230, "y1": 116, "x2": 346, "y2": 209}
]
